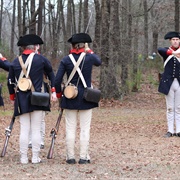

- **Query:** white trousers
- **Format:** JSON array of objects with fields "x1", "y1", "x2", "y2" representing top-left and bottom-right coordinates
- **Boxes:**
[
  {"x1": 19, "y1": 110, "x2": 43, "y2": 163},
  {"x1": 165, "y1": 78, "x2": 180, "y2": 133},
  {"x1": 65, "y1": 109, "x2": 92, "y2": 160},
  {"x1": 29, "y1": 111, "x2": 45, "y2": 145}
]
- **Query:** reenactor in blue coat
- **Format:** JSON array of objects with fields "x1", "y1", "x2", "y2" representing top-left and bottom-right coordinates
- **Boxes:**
[
  {"x1": 55, "y1": 33, "x2": 101, "y2": 164},
  {"x1": 158, "y1": 31, "x2": 180, "y2": 138},
  {"x1": 0, "y1": 53, "x2": 10, "y2": 71},
  {"x1": 7, "y1": 34, "x2": 57, "y2": 164},
  {"x1": 0, "y1": 54, "x2": 10, "y2": 107}
]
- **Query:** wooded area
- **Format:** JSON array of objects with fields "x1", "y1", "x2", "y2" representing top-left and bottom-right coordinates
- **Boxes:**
[{"x1": 0, "y1": 0, "x2": 179, "y2": 99}]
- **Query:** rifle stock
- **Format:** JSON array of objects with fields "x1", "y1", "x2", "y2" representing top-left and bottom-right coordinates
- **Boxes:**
[
  {"x1": 1, "y1": 114, "x2": 16, "y2": 157},
  {"x1": 47, "y1": 109, "x2": 63, "y2": 159}
]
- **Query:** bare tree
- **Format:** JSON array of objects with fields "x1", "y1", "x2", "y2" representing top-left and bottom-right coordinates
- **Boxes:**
[
  {"x1": 143, "y1": 0, "x2": 148, "y2": 58},
  {"x1": 10, "y1": 0, "x2": 16, "y2": 57},
  {"x1": 78, "y1": 0, "x2": 83, "y2": 32},
  {"x1": 174, "y1": 0, "x2": 179, "y2": 31},
  {"x1": 83, "y1": 0, "x2": 89, "y2": 32},
  {"x1": 37, "y1": 0, "x2": 44, "y2": 36},
  {"x1": 29, "y1": 0, "x2": 36, "y2": 34},
  {"x1": 0, "y1": 0, "x2": 3, "y2": 42},
  {"x1": 93, "y1": 0, "x2": 101, "y2": 54}
]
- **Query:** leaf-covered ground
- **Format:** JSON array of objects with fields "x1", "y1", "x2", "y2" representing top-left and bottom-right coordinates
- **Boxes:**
[{"x1": 1, "y1": 73, "x2": 180, "y2": 179}]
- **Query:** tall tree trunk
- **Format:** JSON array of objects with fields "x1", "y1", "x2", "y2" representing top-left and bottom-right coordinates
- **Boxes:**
[
  {"x1": 143, "y1": 0, "x2": 148, "y2": 59},
  {"x1": 83, "y1": 0, "x2": 89, "y2": 32},
  {"x1": 59, "y1": 0, "x2": 67, "y2": 54},
  {"x1": 17, "y1": 0, "x2": 23, "y2": 37},
  {"x1": 29, "y1": 0, "x2": 36, "y2": 34},
  {"x1": 38, "y1": 0, "x2": 44, "y2": 36},
  {"x1": 0, "y1": 0, "x2": 3, "y2": 43},
  {"x1": 175, "y1": 0, "x2": 179, "y2": 31},
  {"x1": 100, "y1": 0, "x2": 110, "y2": 98},
  {"x1": 152, "y1": 30, "x2": 158, "y2": 53},
  {"x1": 10, "y1": 0, "x2": 16, "y2": 58},
  {"x1": 93, "y1": 0, "x2": 101, "y2": 54},
  {"x1": 72, "y1": 0, "x2": 76, "y2": 33},
  {"x1": 132, "y1": 18, "x2": 139, "y2": 92},
  {"x1": 121, "y1": 0, "x2": 129, "y2": 93},
  {"x1": 78, "y1": 0, "x2": 83, "y2": 33},
  {"x1": 108, "y1": 0, "x2": 121, "y2": 98},
  {"x1": 22, "y1": 0, "x2": 26, "y2": 34},
  {"x1": 67, "y1": 0, "x2": 72, "y2": 38}
]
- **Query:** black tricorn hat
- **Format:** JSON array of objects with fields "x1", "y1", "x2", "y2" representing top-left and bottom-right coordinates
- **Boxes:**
[
  {"x1": 67, "y1": 33, "x2": 92, "y2": 44},
  {"x1": 164, "y1": 31, "x2": 180, "y2": 40},
  {"x1": 17, "y1": 34, "x2": 44, "y2": 46}
]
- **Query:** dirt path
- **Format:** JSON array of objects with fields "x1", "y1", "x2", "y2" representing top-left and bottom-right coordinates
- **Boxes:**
[{"x1": 1, "y1": 85, "x2": 180, "y2": 179}]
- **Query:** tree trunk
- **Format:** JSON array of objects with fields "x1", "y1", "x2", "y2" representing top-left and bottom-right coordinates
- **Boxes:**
[
  {"x1": 29, "y1": 0, "x2": 36, "y2": 34},
  {"x1": 17, "y1": 0, "x2": 23, "y2": 37},
  {"x1": 175, "y1": 0, "x2": 179, "y2": 31},
  {"x1": 10, "y1": 0, "x2": 16, "y2": 58},
  {"x1": 132, "y1": 18, "x2": 139, "y2": 92},
  {"x1": 99, "y1": 0, "x2": 110, "y2": 99},
  {"x1": 93, "y1": 0, "x2": 101, "y2": 54},
  {"x1": 78, "y1": 0, "x2": 83, "y2": 33},
  {"x1": 38, "y1": 0, "x2": 44, "y2": 36},
  {"x1": 121, "y1": 0, "x2": 129, "y2": 93},
  {"x1": 143, "y1": 0, "x2": 148, "y2": 59},
  {"x1": 67, "y1": 0, "x2": 72, "y2": 39},
  {"x1": 83, "y1": 0, "x2": 89, "y2": 32},
  {"x1": 0, "y1": 0, "x2": 3, "y2": 42},
  {"x1": 59, "y1": 0, "x2": 68, "y2": 54}
]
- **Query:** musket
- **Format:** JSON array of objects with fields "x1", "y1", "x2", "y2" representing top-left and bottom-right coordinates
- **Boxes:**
[
  {"x1": 85, "y1": 10, "x2": 93, "y2": 33},
  {"x1": 47, "y1": 108, "x2": 64, "y2": 159},
  {"x1": 1, "y1": 114, "x2": 16, "y2": 157}
]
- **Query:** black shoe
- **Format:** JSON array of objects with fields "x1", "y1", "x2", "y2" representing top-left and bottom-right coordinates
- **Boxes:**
[
  {"x1": 78, "y1": 159, "x2": 91, "y2": 164},
  {"x1": 40, "y1": 144, "x2": 44, "y2": 149},
  {"x1": 176, "y1": 132, "x2": 180, "y2": 137},
  {"x1": 66, "y1": 159, "x2": 76, "y2": 164},
  {"x1": 28, "y1": 144, "x2": 32, "y2": 148},
  {"x1": 164, "y1": 132, "x2": 173, "y2": 138}
]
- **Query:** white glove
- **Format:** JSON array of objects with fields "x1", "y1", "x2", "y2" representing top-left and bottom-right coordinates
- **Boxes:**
[
  {"x1": 0, "y1": 53, "x2": 3, "y2": 59},
  {"x1": 84, "y1": 43, "x2": 90, "y2": 52},
  {"x1": 51, "y1": 92, "x2": 57, "y2": 102},
  {"x1": 173, "y1": 48, "x2": 180, "y2": 58}
]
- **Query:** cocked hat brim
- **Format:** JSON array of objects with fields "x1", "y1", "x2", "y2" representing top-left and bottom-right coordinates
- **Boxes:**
[
  {"x1": 67, "y1": 33, "x2": 92, "y2": 44},
  {"x1": 17, "y1": 34, "x2": 44, "y2": 46},
  {"x1": 164, "y1": 31, "x2": 180, "y2": 40}
]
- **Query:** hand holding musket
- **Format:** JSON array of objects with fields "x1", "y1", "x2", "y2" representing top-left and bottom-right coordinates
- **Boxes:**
[{"x1": 170, "y1": 47, "x2": 180, "y2": 58}]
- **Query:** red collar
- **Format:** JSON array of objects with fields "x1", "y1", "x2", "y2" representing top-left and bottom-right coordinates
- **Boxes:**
[
  {"x1": 170, "y1": 46, "x2": 180, "y2": 51},
  {"x1": 69, "y1": 48, "x2": 85, "y2": 54},
  {"x1": 23, "y1": 49, "x2": 35, "y2": 55}
]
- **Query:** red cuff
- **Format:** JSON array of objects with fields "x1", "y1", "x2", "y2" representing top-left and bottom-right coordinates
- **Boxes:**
[
  {"x1": 87, "y1": 49, "x2": 94, "y2": 54},
  {"x1": 167, "y1": 49, "x2": 173, "y2": 55},
  {"x1": 51, "y1": 87, "x2": 56, "y2": 93},
  {"x1": 1, "y1": 57, "x2": 7, "y2": 61},
  {"x1": 56, "y1": 92, "x2": 62, "y2": 98},
  {"x1": 10, "y1": 94, "x2": 15, "y2": 101}
]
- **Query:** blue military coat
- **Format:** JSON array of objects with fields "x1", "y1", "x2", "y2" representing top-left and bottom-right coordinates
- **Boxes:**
[
  {"x1": 0, "y1": 59, "x2": 10, "y2": 71},
  {"x1": 8, "y1": 53, "x2": 55, "y2": 116},
  {"x1": 55, "y1": 52, "x2": 101, "y2": 110},
  {"x1": 158, "y1": 47, "x2": 180, "y2": 95}
]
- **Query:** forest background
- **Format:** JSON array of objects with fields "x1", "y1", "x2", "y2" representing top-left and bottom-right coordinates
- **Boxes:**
[
  {"x1": 0, "y1": 0, "x2": 179, "y2": 99},
  {"x1": 1, "y1": 1, "x2": 180, "y2": 179}
]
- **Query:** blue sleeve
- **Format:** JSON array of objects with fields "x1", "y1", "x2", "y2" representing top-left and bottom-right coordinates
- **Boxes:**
[
  {"x1": 0, "y1": 60, "x2": 10, "y2": 71},
  {"x1": 158, "y1": 47, "x2": 169, "y2": 61}
]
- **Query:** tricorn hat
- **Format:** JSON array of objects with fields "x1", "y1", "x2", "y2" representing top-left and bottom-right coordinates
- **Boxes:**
[
  {"x1": 17, "y1": 34, "x2": 44, "y2": 46},
  {"x1": 164, "y1": 31, "x2": 180, "y2": 40},
  {"x1": 67, "y1": 33, "x2": 92, "y2": 44}
]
